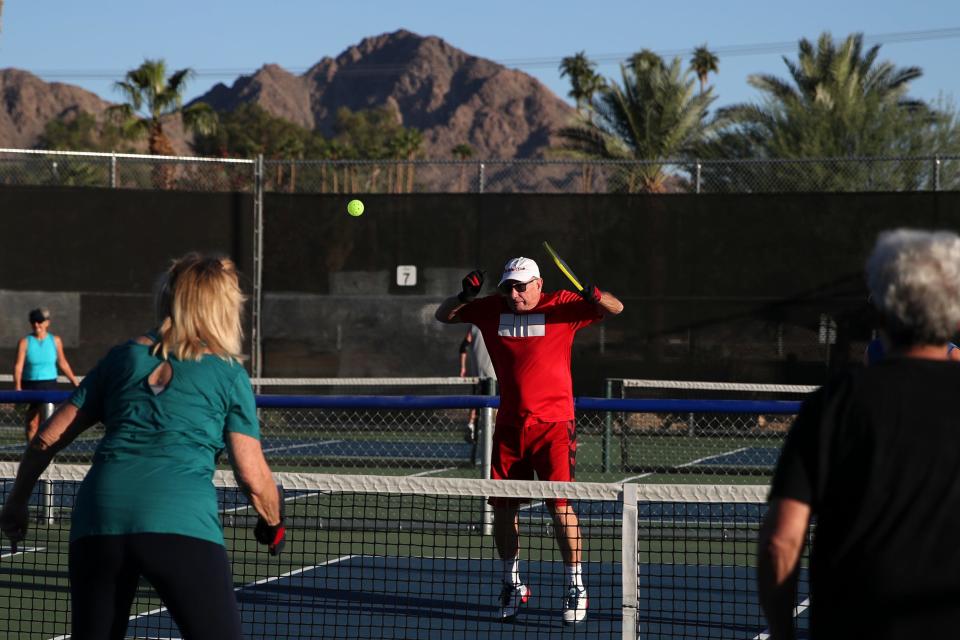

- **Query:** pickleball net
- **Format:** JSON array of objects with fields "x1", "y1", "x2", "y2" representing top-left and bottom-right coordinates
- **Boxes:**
[{"x1": 0, "y1": 463, "x2": 807, "y2": 639}]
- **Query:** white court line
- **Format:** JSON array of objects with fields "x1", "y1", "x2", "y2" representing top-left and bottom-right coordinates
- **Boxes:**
[
  {"x1": 618, "y1": 446, "x2": 755, "y2": 484},
  {"x1": 2, "y1": 546, "x2": 42, "y2": 558},
  {"x1": 241, "y1": 553, "x2": 357, "y2": 587},
  {"x1": 222, "y1": 487, "x2": 323, "y2": 515},
  {"x1": 617, "y1": 446, "x2": 754, "y2": 484},
  {"x1": 410, "y1": 467, "x2": 457, "y2": 477},
  {"x1": 262, "y1": 439, "x2": 343, "y2": 454},
  {"x1": 752, "y1": 597, "x2": 810, "y2": 640}
]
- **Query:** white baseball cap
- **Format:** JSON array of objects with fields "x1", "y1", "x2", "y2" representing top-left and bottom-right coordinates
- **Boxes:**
[{"x1": 498, "y1": 257, "x2": 540, "y2": 286}]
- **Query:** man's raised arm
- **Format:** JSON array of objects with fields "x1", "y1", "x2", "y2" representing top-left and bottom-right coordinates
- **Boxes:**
[
  {"x1": 579, "y1": 284, "x2": 624, "y2": 316},
  {"x1": 435, "y1": 270, "x2": 484, "y2": 324}
]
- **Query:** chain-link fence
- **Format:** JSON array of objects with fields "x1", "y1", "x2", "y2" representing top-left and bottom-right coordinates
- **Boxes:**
[
  {"x1": 0, "y1": 381, "x2": 803, "y2": 484},
  {"x1": 0, "y1": 149, "x2": 255, "y2": 191},
  {"x1": 3, "y1": 148, "x2": 960, "y2": 193}
]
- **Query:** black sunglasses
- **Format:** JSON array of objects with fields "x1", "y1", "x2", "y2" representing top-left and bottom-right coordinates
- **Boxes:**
[{"x1": 499, "y1": 279, "x2": 536, "y2": 294}]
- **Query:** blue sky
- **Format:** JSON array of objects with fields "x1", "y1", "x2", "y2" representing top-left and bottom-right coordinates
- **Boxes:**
[{"x1": 1, "y1": 0, "x2": 958, "y2": 111}]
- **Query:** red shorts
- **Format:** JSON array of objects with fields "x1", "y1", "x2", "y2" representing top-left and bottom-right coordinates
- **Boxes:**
[{"x1": 488, "y1": 420, "x2": 576, "y2": 509}]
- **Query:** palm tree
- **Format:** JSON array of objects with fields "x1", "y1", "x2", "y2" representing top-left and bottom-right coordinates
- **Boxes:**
[
  {"x1": 391, "y1": 129, "x2": 423, "y2": 193},
  {"x1": 558, "y1": 52, "x2": 717, "y2": 193},
  {"x1": 109, "y1": 59, "x2": 217, "y2": 155},
  {"x1": 107, "y1": 59, "x2": 216, "y2": 187},
  {"x1": 707, "y1": 32, "x2": 953, "y2": 191},
  {"x1": 579, "y1": 72, "x2": 606, "y2": 124},
  {"x1": 629, "y1": 49, "x2": 664, "y2": 74},
  {"x1": 559, "y1": 52, "x2": 605, "y2": 118},
  {"x1": 690, "y1": 45, "x2": 719, "y2": 94}
]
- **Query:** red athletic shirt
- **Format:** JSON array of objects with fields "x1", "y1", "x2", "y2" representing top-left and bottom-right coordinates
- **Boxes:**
[{"x1": 458, "y1": 290, "x2": 602, "y2": 427}]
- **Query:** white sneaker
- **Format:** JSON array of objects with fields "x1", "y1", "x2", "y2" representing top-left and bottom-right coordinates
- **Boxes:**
[
  {"x1": 562, "y1": 586, "x2": 588, "y2": 624},
  {"x1": 499, "y1": 582, "x2": 530, "y2": 621}
]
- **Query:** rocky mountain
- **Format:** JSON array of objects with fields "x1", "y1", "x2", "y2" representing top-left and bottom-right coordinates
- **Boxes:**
[
  {"x1": 196, "y1": 30, "x2": 576, "y2": 158},
  {"x1": 0, "y1": 69, "x2": 113, "y2": 149},
  {"x1": 0, "y1": 30, "x2": 577, "y2": 159}
]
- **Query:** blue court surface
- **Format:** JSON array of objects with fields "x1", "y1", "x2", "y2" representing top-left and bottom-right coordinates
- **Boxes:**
[
  {"x1": 640, "y1": 566, "x2": 809, "y2": 639},
  {"x1": 688, "y1": 446, "x2": 781, "y2": 469},
  {"x1": 123, "y1": 556, "x2": 619, "y2": 638},
  {"x1": 121, "y1": 556, "x2": 807, "y2": 639}
]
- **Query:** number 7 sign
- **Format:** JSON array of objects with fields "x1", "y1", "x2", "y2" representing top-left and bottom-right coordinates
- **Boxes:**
[{"x1": 396, "y1": 265, "x2": 418, "y2": 287}]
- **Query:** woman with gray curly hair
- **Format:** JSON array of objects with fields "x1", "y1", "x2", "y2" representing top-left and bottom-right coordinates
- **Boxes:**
[{"x1": 758, "y1": 229, "x2": 960, "y2": 640}]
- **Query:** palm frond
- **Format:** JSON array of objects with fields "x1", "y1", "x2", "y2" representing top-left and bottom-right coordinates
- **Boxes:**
[{"x1": 182, "y1": 102, "x2": 218, "y2": 136}]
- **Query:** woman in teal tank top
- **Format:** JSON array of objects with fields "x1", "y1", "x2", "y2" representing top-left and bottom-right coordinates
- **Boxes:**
[
  {"x1": 0, "y1": 254, "x2": 284, "y2": 640},
  {"x1": 13, "y1": 307, "x2": 80, "y2": 442}
]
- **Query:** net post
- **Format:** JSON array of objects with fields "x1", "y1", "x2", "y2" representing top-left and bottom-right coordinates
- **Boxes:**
[
  {"x1": 621, "y1": 482, "x2": 638, "y2": 640},
  {"x1": 41, "y1": 403, "x2": 54, "y2": 421}
]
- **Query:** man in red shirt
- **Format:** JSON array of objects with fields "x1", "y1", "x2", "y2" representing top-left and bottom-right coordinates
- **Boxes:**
[{"x1": 435, "y1": 256, "x2": 624, "y2": 624}]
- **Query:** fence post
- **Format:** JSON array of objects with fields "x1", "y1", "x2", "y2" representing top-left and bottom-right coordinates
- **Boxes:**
[
  {"x1": 695, "y1": 160, "x2": 702, "y2": 194},
  {"x1": 40, "y1": 479, "x2": 55, "y2": 525},
  {"x1": 478, "y1": 162, "x2": 485, "y2": 194},
  {"x1": 480, "y1": 377, "x2": 496, "y2": 535},
  {"x1": 479, "y1": 377, "x2": 496, "y2": 478},
  {"x1": 934, "y1": 155, "x2": 941, "y2": 192},
  {"x1": 603, "y1": 378, "x2": 613, "y2": 473},
  {"x1": 33, "y1": 403, "x2": 57, "y2": 525},
  {"x1": 252, "y1": 155, "x2": 265, "y2": 388},
  {"x1": 110, "y1": 153, "x2": 118, "y2": 188}
]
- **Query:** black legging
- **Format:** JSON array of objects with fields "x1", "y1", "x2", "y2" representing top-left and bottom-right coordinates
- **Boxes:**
[{"x1": 69, "y1": 533, "x2": 243, "y2": 640}]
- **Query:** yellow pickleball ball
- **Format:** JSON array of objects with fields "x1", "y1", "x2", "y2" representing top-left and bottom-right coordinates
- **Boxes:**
[{"x1": 347, "y1": 199, "x2": 364, "y2": 217}]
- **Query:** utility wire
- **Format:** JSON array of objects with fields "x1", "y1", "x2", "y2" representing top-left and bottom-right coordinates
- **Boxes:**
[{"x1": 24, "y1": 26, "x2": 960, "y2": 81}]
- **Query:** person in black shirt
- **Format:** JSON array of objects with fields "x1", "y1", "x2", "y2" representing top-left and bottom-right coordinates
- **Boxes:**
[{"x1": 758, "y1": 228, "x2": 960, "y2": 639}]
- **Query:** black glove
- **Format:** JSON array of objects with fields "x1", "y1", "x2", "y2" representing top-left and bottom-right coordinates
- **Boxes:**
[
  {"x1": 580, "y1": 284, "x2": 602, "y2": 304},
  {"x1": 254, "y1": 485, "x2": 286, "y2": 556},
  {"x1": 458, "y1": 270, "x2": 484, "y2": 303}
]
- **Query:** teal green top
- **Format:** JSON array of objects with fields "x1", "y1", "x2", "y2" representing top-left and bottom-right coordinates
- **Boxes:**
[
  {"x1": 24, "y1": 334, "x2": 58, "y2": 381},
  {"x1": 68, "y1": 339, "x2": 259, "y2": 546}
]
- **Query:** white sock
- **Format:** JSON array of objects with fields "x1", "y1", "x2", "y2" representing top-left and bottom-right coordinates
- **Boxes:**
[
  {"x1": 565, "y1": 563, "x2": 583, "y2": 589},
  {"x1": 503, "y1": 557, "x2": 521, "y2": 586}
]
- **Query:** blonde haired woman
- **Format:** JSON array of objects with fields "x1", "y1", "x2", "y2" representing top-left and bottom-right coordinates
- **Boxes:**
[{"x1": 0, "y1": 253, "x2": 282, "y2": 639}]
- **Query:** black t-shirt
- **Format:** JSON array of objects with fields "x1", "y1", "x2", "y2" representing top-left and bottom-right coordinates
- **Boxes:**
[{"x1": 771, "y1": 358, "x2": 960, "y2": 638}]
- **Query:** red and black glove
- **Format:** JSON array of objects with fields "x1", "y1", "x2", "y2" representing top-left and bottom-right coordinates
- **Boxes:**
[
  {"x1": 254, "y1": 485, "x2": 286, "y2": 556},
  {"x1": 580, "y1": 284, "x2": 602, "y2": 304},
  {"x1": 458, "y1": 270, "x2": 484, "y2": 303}
]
